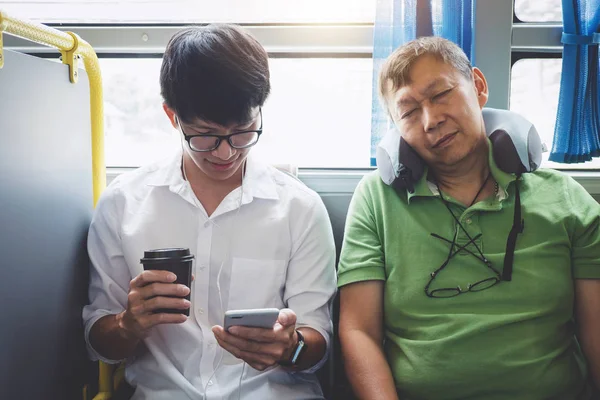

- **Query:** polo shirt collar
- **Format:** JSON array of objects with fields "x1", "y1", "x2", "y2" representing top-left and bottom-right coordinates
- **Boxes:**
[{"x1": 406, "y1": 139, "x2": 517, "y2": 204}]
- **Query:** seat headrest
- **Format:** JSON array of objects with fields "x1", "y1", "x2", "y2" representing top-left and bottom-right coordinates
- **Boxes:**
[
  {"x1": 482, "y1": 108, "x2": 543, "y2": 173},
  {"x1": 376, "y1": 108, "x2": 544, "y2": 191}
]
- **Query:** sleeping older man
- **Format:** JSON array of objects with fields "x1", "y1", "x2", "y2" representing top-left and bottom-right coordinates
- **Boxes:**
[{"x1": 338, "y1": 36, "x2": 600, "y2": 400}]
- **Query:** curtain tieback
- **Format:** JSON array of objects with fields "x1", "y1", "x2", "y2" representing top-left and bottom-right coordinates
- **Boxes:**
[{"x1": 561, "y1": 32, "x2": 600, "y2": 45}]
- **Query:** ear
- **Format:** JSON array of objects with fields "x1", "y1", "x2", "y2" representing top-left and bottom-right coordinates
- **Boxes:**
[
  {"x1": 472, "y1": 67, "x2": 489, "y2": 108},
  {"x1": 163, "y1": 103, "x2": 178, "y2": 129}
]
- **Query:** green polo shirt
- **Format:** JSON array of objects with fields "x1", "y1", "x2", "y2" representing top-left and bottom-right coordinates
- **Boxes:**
[{"x1": 338, "y1": 144, "x2": 600, "y2": 400}]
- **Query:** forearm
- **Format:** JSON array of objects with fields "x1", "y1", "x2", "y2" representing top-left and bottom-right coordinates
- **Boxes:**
[
  {"x1": 89, "y1": 313, "x2": 141, "y2": 361},
  {"x1": 581, "y1": 340, "x2": 600, "y2": 390},
  {"x1": 341, "y1": 329, "x2": 398, "y2": 400},
  {"x1": 574, "y1": 279, "x2": 600, "y2": 391}
]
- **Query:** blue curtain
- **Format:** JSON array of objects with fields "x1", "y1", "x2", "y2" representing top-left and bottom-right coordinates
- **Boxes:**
[
  {"x1": 370, "y1": 0, "x2": 476, "y2": 166},
  {"x1": 550, "y1": 0, "x2": 600, "y2": 163}
]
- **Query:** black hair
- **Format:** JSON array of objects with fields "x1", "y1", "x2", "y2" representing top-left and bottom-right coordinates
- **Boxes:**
[{"x1": 160, "y1": 24, "x2": 271, "y2": 126}]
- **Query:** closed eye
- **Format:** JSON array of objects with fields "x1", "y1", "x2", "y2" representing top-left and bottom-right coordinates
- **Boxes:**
[
  {"x1": 433, "y1": 89, "x2": 452, "y2": 100},
  {"x1": 401, "y1": 109, "x2": 416, "y2": 119}
]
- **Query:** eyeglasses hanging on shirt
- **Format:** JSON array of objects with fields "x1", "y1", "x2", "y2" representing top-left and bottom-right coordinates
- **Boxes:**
[{"x1": 425, "y1": 173, "x2": 505, "y2": 298}]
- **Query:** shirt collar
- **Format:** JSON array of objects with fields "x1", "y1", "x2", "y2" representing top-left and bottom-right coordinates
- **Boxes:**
[
  {"x1": 242, "y1": 154, "x2": 280, "y2": 201},
  {"x1": 146, "y1": 146, "x2": 279, "y2": 201},
  {"x1": 145, "y1": 146, "x2": 185, "y2": 190},
  {"x1": 406, "y1": 138, "x2": 516, "y2": 204},
  {"x1": 488, "y1": 140, "x2": 517, "y2": 195}
]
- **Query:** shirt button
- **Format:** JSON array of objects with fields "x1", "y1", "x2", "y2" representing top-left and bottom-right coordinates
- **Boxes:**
[
  {"x1": 198, "y1": 308, "x2": 204, "y2": 314},
  {"x1": 203, "y1": 221, "x2": 211, "y2": 228},
  {"x1": 465, "y1": 218, "x2": 472, "y2": 225},
  {"x1": 198, "y1": 264, "x2": 205, "y2": 271},
  {"x1": 208, "y1": 380, "x2": 213, "y2": 386}
]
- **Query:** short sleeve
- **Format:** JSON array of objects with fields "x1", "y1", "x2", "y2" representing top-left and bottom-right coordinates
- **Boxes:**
[
  {"x1": 337, "y1": 176, "x2": 386, "y2": 287},
  {"x1": 567, "y1": 176, "x2": 600, "y2": 279},
  {"x1": 284, "y1": 193, "x2": 337, "y2": 373},
  {"x1": 82, "y1": 182, "x2": 131, "y2": 363}
]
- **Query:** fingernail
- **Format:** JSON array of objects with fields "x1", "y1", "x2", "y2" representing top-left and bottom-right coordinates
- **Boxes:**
[
  {"x1": 167, "y1": 273, "x2": 177, "y2": 281},
  {"x1": 183, "y1": 300, "x2": 191, "y2": 307},
  {"x1": 179, "y1": 285, "x2": 190, "y2": 295},
  {"x1": 229, "y1": 327, "x2": 238, "y2": 335}
]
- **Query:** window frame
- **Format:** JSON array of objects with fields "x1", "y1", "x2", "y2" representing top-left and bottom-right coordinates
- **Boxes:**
[
  {"x1": 508, "y1": 1, "x2": 596, "y2": 170},
  {"x1": 512, "y1": 0, "x2": 563, "y2": 24},
  {"x1": 4, "y1": 0, "x2": 599, "y2": 184}
]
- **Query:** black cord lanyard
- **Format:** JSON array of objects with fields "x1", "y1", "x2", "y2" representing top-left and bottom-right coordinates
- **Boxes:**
[
  {"x1": 436, "y1": 173, "x2": 523, "y2": 282},
  {"x1": 435, "y1": 173, "x2": 492, "y2": 265},
  {"x1": 502, "y1": 175, "x2": 523, "y2": 281}
]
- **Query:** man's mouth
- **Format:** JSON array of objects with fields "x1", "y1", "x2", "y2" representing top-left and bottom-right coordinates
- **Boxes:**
[
  {"x1": 207, "y1": 159, "x2": 236, "y2": 170},
  {"x1": 432, "y1": 132, "x2": 458, "y2": 148}
]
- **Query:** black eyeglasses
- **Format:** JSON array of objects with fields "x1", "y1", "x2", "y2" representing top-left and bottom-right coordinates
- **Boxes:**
[
  {"x1": 177, "y1": 109, "x2": 263, "y2": 152},
  {"x1": 426, "y1": 176, "x2": 524, "y2": 298},
  {"x1": 425, "y1": 231, "x2": 502, "y2": 298},
  {"x1": 425, "y1": 188, "x2": 504, "y2": 298}
]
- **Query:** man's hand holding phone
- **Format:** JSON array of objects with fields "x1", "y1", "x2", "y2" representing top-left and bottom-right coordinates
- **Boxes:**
[{"x1": 212, "y1": 308, "x2": 299, "y2": 371}]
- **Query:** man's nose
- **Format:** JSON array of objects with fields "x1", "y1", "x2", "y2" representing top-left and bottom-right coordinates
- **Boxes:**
[
  {"x1": 422, "y1": 105, "x2": 445, "y2": 132},
  {"x1": 211, "y1": 138, "x2": 235, "y2": 160}
]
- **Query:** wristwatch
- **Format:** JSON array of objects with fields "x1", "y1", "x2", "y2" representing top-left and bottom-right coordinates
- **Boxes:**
[{"x1": 279, "y1": 329, "x2": 306, "y2": 366}]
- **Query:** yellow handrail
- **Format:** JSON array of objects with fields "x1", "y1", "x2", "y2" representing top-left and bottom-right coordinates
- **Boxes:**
[
  {"x1": 0, "y1": 10, "x2": 106, "y2": 206},
  {"x1": 0, "y1": 10, "x2": 110, "y2": 400}
]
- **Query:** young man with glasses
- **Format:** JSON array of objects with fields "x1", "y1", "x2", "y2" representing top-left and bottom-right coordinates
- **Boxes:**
[
  {"x1": 338, "y1": 36, "x2": 600, "y2": 399},
  {"x1": 83, "y1": 24, "x2": 336, "y2": 399}
]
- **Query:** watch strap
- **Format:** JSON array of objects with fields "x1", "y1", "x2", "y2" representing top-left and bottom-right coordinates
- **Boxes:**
[{"x1": 279, "y1": 329, "x2": 306, "y2": 366}]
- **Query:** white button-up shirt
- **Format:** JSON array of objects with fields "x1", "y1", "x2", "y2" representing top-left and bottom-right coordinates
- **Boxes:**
[{"x1": 82, "y1": 149, "x2": 337, "y2": 399}]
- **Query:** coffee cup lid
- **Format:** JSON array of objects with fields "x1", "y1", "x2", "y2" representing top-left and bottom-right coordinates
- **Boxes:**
[{"x1": 140, "y1": 248, "x2": 194, "y2": 264}]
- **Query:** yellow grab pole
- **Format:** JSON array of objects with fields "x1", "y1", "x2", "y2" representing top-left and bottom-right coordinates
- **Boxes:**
[
  {"x1": 0, "y1": 10, "x2": 106, "y2": 206},
  {"x1": 0, "y1": 10, "x2": 110, "y2": 400}
]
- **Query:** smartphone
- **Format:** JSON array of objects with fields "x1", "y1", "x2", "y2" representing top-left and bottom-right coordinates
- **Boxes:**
[{"x1": 224, "y1": 308, "x2": 280, "y2": 331}]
